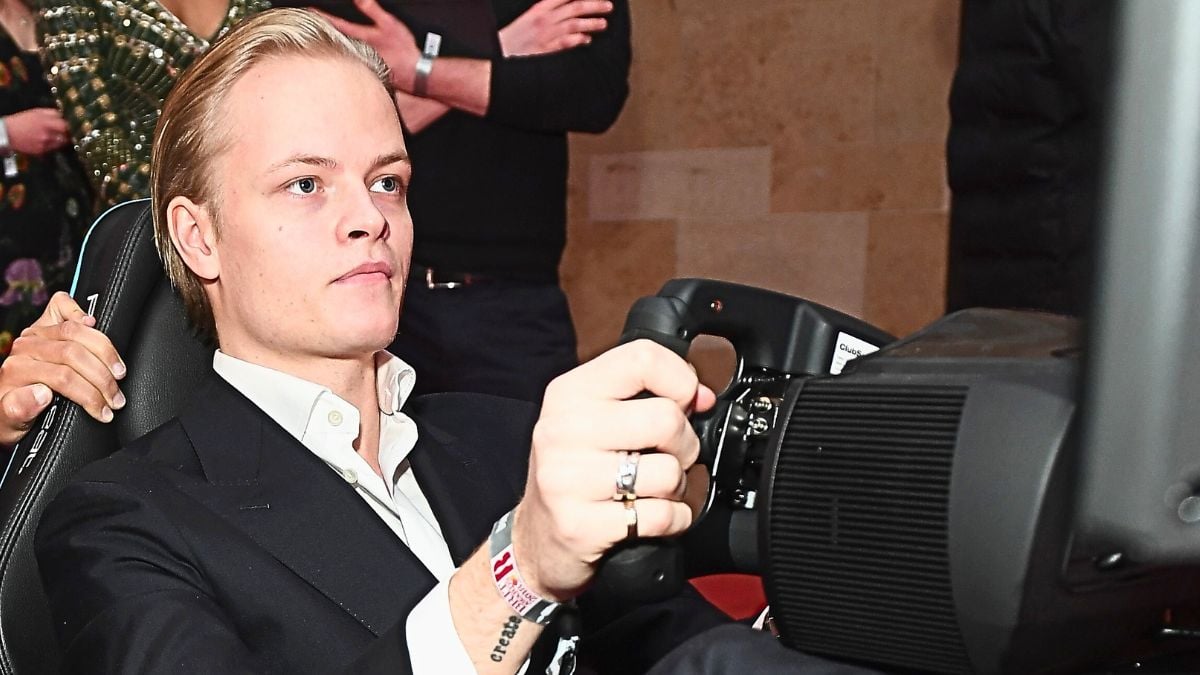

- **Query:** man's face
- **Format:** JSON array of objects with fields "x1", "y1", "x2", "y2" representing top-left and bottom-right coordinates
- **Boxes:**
[{"x1": 203, "y1": 54, "x2": 412, "y2": 363}]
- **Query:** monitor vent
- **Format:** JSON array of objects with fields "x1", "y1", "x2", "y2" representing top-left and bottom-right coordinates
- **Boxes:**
[{"x1": 765, "y1": 381, "x2": 972, "y2": 674}]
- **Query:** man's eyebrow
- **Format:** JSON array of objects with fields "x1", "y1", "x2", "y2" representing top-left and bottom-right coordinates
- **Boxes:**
[
  {"x1": 266, "y1": 154, "x2": 339, "y2": 173},
  {"x1": 264, "y1": 151, "x2": 409, "y2": 174},
  {"x1": 371, "y1": 151, "x2": 411, "y2": 171}
]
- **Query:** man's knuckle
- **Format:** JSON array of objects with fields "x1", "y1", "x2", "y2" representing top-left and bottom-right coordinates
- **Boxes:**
[
  {"x1": 559, "y1": 523, "x2": 584, "y2": 549},
  {"x1": 681, "y1": 366, "x2": 700, "y2": 392},
  {"x1": 61, "y1": 340, "x2": 88, "y2": 363},
  {"x1": 47, "y1": 366, "x2": 72, "y2": 391},
  {"x1": 647, "y1": 401, "x2": 683, "y2": 436},
  {"x1": 682, "y1": 437, "x2": 701, "y2": 468},
  {"x1": 640, "y1": 458, "x2": 672, "y2": 494},
  {"x1": 534, "y1": 461, "x2": 566, "y2": 494},
  {"x1": 52, "y1": 342, "x2": 79, "y2": 367},
  {"x1": 85, "y1": 389, "x2": 108, "y2": 411},
  {"x1": 642, "y1": 503, "x2": 671, "y2": 533},
  {"x1": 542, "y1": 375, "x2": 569, "y2": 402},
  {"x1": 58, "y1": 319, "x2": 79, "y2": 339},
  {"x1": 654, "y1": 396, "x2": 682, "y2": 418},
  {"x1": 674, "y1": 408, "x2": 693, "y2": 438},
  {"x1": 531, "y1": 421, "x2": 562, "y2": 450},
  {"x1": 630, "y1": 340, "x2": 658, "y2": 370},
  {"x1": 1, "y1": 395, "x2": 25, "y2": 422}
]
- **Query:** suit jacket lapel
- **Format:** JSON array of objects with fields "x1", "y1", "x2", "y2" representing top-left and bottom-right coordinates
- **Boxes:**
[
  {"x1": 176, "y1": 377, "x2": 436, "y2": 637},
  {"x1": 407, "y1": 415, "x2": 513, "y2": 565}
]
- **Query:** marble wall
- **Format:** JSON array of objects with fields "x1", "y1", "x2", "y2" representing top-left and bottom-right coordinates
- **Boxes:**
[{"x1": 560, "y1": 0, "x2": 961, "y2": 384}]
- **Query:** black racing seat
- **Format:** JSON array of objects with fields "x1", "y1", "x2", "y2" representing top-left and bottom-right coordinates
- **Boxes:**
[{"x1": 0, "y1": 199, "x2": 213, "y2": 675}]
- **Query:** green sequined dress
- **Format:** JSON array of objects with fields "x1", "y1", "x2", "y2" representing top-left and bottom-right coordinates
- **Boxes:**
[{"x1": 38, "y1": 0, "x2": 270, "y2": 207}]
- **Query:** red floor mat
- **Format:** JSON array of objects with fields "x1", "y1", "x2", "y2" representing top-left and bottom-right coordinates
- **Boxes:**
[{"x1": 689, "y1": 574, "x2": 766, "y2": 620}]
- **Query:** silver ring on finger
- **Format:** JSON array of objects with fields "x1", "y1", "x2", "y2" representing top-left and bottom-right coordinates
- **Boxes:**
[
  {"x1": 623, "y1": 498, "x2": 638, "y2": 540},
  {"x1": 613, "y1": 450, "x2": 640, "y2": 502}
]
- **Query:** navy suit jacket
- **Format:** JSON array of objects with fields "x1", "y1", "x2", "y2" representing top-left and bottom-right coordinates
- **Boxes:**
[{"x1": 35, "y1": 376, "x2": 538, "y2": 673}]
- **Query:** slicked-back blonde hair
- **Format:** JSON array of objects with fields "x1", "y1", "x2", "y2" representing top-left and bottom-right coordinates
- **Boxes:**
[{"x1": 151, "y1": 8, "x2": 392, "y2": 342}]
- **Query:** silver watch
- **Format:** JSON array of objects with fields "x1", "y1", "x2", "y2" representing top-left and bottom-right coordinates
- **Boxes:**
[{"x1": 414, "y1": 32, "x2": 442, "y2": 97}]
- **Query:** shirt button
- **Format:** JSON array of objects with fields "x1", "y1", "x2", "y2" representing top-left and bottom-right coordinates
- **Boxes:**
[
  {"x1": 340, "y1": 467, "x2": 358, "y2": 484},
  {"x1": 327, "y1": 410, "x2": 343, "y2": 426}
]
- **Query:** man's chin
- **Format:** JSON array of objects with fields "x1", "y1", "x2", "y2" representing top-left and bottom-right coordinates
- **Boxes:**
[{"x1": 333, "y1": 321, "x2": 400, "y2": 356}]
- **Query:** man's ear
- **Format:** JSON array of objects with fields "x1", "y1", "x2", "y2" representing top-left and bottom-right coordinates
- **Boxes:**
[{"x1": 166, "y1": 196, "x2": 220, "y2": 281}]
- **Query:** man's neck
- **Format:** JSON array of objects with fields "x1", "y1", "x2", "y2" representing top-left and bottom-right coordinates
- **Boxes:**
[{"x1": 221, "y1": 346, "x2": 386, "y2": 476}]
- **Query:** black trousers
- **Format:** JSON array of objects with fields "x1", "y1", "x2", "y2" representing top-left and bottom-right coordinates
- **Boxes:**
[
  {"x1": 388, "y1": 275, "x2": 578, "y2": 403},
  {"x1": 647, "y1": 625, "x2": 884, "y2": 675}
]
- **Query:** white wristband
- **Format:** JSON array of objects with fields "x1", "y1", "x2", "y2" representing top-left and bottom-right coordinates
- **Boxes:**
[
  {"x1": 0, "y1": 118, "x2": 11, "y2": 155},
  {"x1": 488, "y1": 509, "x2": 560, "y2": 625}
]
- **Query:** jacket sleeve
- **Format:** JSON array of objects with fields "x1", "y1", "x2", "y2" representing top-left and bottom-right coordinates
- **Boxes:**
[
  {"x1": 37, "y1": 0, "x2": 150, "y2": 206},
  {"x1": 35, "y1": 478, "x2": 416, "y2": 674},
  {"x1": 485, "y1": 0, "x2": 631, "y2": 134}
]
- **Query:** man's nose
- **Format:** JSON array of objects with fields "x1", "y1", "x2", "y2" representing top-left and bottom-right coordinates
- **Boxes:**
[{"x1": 338, "y1": 187, "x2": 389, "y2": 241}]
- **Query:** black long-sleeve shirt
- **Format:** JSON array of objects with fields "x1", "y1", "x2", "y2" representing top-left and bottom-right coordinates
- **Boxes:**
[
  {"x1": 405, "y1": 0, "x2": 631, "y2": 282},
  {"x1": 283, "y1": 0, "x2": 631, "y2": 280}
]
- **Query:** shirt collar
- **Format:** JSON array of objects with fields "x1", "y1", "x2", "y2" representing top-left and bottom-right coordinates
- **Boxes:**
[
  {"x1": 212, "y1": 350, "x2": 417, "y2": 443},
  {"x1": 374, "y1": 351, "x2": 416, "y2": 416}
]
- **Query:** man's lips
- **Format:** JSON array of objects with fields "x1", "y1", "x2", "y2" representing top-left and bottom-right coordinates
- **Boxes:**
[{"x1": 334, "y1": 261, "x2": 394, "y2": 284}]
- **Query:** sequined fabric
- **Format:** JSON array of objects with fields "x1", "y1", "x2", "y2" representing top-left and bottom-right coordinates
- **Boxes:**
[{"x1": 38, "y1": 0, "x2": 269, "y2": 206}]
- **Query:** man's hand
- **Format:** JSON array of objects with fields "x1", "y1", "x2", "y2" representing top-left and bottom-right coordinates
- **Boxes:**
[
  {"x1": 5, "y1": 108, "x2": 72, "y2": 156},
  {"x1": 445, "y1": 341, "x2": 713, "y2": 672},
  {"x1": 0, "y1": 292, "x2": 126, "y2": 445},
  {"x1": 513, "y1": 340, "x2": 716, "y2": 600},
  {"x1": 311, "y1": 0, "x2": 421, "y2": 91},
  {"x1": 498, "y1": 0, "x2": 613, "y2": 58}
]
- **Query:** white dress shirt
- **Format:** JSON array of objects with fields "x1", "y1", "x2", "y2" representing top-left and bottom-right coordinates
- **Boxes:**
[{"x1": 213, "y1": 350, "x2": 475, "y2": 673}]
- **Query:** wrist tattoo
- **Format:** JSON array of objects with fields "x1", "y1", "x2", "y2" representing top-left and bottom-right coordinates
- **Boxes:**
[{"x1": 490, "y1": 614, "x2": 523, "y2": 662}]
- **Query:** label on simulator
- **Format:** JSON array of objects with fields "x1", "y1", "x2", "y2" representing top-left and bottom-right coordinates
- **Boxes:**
[{"x1": 830, "y1": 331, "x2": 880, "y2": 375}]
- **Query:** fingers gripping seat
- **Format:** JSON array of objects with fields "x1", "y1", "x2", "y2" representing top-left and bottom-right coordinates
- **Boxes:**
[{"x1": 0, "y1": 200, "x2": 214, "y2": 674}]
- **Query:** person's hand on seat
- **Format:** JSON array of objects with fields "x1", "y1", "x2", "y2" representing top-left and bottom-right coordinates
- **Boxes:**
[
  {"x1": 3, "y1": 108, "x2": 72, "y2": 156},
  {"x1": 0, "y1": 292, "x2": 125, "y2": 445}
]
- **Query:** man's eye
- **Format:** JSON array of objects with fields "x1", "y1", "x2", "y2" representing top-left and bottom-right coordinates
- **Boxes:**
[
  {"x1": 286, "y1": 177, "x2": 318, "y2": 195},
  {"x1": 370, "y1": 176, "x2": 401, "y2": 194}
]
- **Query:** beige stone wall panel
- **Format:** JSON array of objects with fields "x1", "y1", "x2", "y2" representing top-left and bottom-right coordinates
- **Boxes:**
[
  {"x1": 863, "y1": 210, "x2": 950, "y2": 337},
  {"x1": 875, "y1": 0, "x2": 961, "y2": 143},
  {"x1": 772, "y1": 140, "x2": 949, "y2": 213},
  {"x1": 560, "y1": 219, "x2": 678, "y2": 360},
  {"x1": 676, "y1": 1, "x2": 879, "y2": 149},
  {"x1": 676, "y1": 211, "x2": 869, "y2": 319},
  {"x1": 587, "y1": 147, "x2": 772, "y2": 222}
]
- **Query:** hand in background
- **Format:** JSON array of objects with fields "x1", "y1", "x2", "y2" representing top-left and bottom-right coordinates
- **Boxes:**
[
  {"x1": 0, "y1": 293, "x2": 126, "y2": 445},
  {"x1": 499, "y1": 0, "x2": 612, "y2": 57},
  {"x1": 312, "y1": 0, "x2": 421, "y2": 92},
  {"x1": 4, "y1": 108, "x2": 71, "y2": 156}
]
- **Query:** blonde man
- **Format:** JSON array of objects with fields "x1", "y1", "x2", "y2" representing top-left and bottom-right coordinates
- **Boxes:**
[{"x1": 35, "y1": 8, "x2": 722, "y2": 674}]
